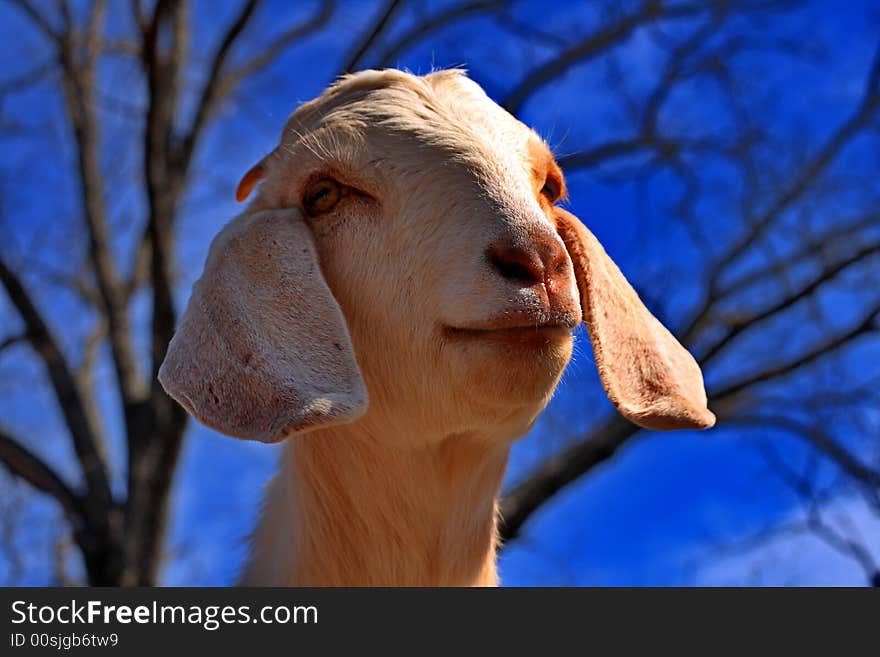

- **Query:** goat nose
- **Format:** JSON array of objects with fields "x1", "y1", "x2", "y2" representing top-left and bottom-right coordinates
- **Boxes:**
[
  {"x1": 487, "y1": 242, "x2": 544, "y2": 285},
  {"x1": 486, "y1": 236, "x2": 568, "y2": 288}
]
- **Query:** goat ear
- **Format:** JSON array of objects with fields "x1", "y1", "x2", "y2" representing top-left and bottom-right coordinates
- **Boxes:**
[
  {"x1": 235, "y1": 159, "x2": 267, "y2": 202},
  {"x1": 554, "y1": 208, "x2": 715, "y2": 431},
  {"x1": 158, "y1": 208, "x2": 368, "y2": 442}
]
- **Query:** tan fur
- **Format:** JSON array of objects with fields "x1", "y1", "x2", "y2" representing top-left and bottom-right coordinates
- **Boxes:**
[
  {"x1": 241, "y1": 428, "x2": 507, "y2": 586},
  {"x1": 159, "y1": 69, "x2": 715, "y2": 586}
]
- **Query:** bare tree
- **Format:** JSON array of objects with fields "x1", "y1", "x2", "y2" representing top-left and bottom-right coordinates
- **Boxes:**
[{"x1": 0, "y1": 0, "x2": 877, "y2": 585}]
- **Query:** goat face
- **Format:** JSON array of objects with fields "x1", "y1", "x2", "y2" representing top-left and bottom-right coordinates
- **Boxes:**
[
  {"x1": 272, "y1": 71, "x2": 582, "y2": 439},
  {"x1": 159, "y1": 70, "x2": 715, "y2": 445}
]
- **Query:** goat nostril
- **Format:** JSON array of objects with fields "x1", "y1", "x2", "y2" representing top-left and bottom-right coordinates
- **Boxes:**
[
  {"x1": 487, "y1": 243, "x2": 544, "y2": 285},
  {"x1": 493, "y1": 258, "x2": 538, "y2": 283},
  {"x1": 553, "y1": 254, "x2": 569, "y2": 276}
]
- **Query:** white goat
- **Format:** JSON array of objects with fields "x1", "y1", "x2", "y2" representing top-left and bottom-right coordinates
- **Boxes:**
[{"x1": 158, "y1": 69, "x2": 715, "y2": 586}]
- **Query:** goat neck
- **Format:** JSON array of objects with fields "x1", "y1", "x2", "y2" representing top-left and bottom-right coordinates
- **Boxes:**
[{"x1": 240, "y1": 423, "x2": 511, "y2": 586}]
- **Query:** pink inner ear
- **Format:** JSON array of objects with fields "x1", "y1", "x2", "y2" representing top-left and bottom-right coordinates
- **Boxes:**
[
  {"x1": 159, "y1": 208, "x2": 368, "y2": 442},
  {"x1": 554, "y1": 208, "x2": 715, "y2": 431}
]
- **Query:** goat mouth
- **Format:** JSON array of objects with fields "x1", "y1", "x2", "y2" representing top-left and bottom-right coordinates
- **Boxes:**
[
  {"x1": 445, "y1": 325, "x2": 573, "y2": 344},
  {"x1": 444, "y1": 312, "x2": 578, "y2": 345}
]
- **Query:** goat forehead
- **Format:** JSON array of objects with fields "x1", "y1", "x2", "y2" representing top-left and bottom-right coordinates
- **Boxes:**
[{"x1": 283, "y1": 71, "x2": 540, "y2": 184}]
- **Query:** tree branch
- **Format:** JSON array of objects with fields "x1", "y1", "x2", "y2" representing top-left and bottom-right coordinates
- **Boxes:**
[
  {"x1": 714, "y1": 213, "x2": 879, "y2": 299},
  {"x1": 0, "y1": 332, "x2": 28, "y2": 353},
  {"x1": 731, "y1": 415, "x2": 880, "y2": 492},
  {"x1": 340, "y1": 0, "x2": 404, "y2": 74},
  {"x1": 0, "y1": 257, "x2": 112, "y2": 510},
  {"x1": 54, "y1": 0, "x2": 141, "y2": 403},
  {"x1": 503, "y1": 1, "x2": 714, "y2": 114},
  {"x1": 0, "y1": 428, "x2": 84, "y2": 524},
  {"x1": 711, "y1": 303, "x2": 880, "y2": 401},
  {"x1": 124, "y1": 226, "x2": 151, "y2": 299},
  {"x1": 556, "y1": 10, "x2": 758, "y2": 174},
  {"x1": 374, "y1": 0, "x2": 507, "y2": 69},
  {"x1": 220, "y1": 0, "x2": 335, "y2": 90},
  {"x1": 0, "y1": 58, "x2": 56, "y2": 96},
  {"x1": 6, "y1": 0, "x2": 60, "y2": 41},
  {"x1": 683, "y1": 69, "x2": 880, "y2": 345},
  {"x1": 712, "y1": 101, "x2": 880, "y2": 285},
  {"x1": 177, "y1": 0, "x2": 260, "y2": 176},
  {"x1": 140, "y1": 0, "x2": 188, "y2": 382},
  {"x1": 558, "y1": 135, "x2": 715, "y2": 170},
  {"x1": 757, "y1": 442, "x2": 879, "y2": 583},
  {"x1": 698, "y1": 240, "x2": 880, "y2": 364},
  {"x1": 499, "y1": 414, "x2": 639, "y2": 542}
]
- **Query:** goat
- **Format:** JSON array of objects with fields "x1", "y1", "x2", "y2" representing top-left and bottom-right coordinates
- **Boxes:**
[{"x1": 158, "y1": 69, "x2": 715, "y2": 586}]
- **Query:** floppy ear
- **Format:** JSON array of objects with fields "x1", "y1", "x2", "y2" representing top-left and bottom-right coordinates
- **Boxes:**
[
  {"x1": 554, "y1": 209, "x2": 715, "y2": 431},
  {"x1": 158, "y1": 208, "x2": 368, "y2": 442}
]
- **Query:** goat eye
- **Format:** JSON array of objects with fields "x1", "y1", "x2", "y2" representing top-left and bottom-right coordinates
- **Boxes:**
[
  {"x1": 540, "y1": 177, "x2": 560, "y2": 203},
  {"x1": 303, "y1": 178, "x2": 342, "y2": 216}
]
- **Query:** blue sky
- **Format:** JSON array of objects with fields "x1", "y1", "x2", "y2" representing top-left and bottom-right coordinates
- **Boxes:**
[{"x1": 1, "y1": 0, "x2": 878, "y2": 586}]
